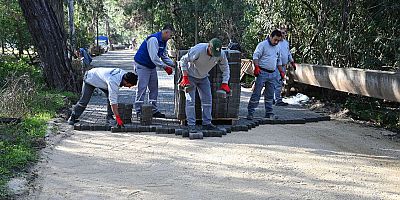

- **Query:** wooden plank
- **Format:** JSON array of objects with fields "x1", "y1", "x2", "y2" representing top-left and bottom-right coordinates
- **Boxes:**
[{"x1": 291, "y1": 64, "x2": 400, "y2": 102}]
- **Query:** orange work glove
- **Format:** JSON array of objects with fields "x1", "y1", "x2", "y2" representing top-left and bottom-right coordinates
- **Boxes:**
[
  {"x1": 115, "y1": 114, "x2": 124, "y2": 127},
  {"x1": 164, "y1": 66, "x2": 173, "y2": 75},
  {"x1": 279, "y1": 70, "x2": 285, "y2": 80},
  {"x1": 220, "y1": 83, "x2": 230, "y2": 93},
  {"x1": 254, "y1": 65, "x2": 261, "y2": 77},
  {"x1": 180, "y1": 75, "x2": 190, "y2": 87}
]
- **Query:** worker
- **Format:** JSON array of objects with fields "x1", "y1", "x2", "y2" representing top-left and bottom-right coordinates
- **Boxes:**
[
  {"x1": 133, "y1": 24, "x2": 176, "y2": 118},
  {"x1": 75, "y1": 47, "x2": 92, "y2": 73},
  {"x1": 247, "y1": 29, "x2": 283, "y2": 120},
  {"x1": 273, "y1": 28, "x2": 297, "y2": 106},
  {"x1": 179, "y1": 38, "x2": 231, "y2": 133},
  {"x1": 68, "y1": 68, "x2": 138, "y2": 127}
]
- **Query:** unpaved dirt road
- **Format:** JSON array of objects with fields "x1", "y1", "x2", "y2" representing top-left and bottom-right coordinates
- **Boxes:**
[
  {"x1": 23, "y1": 119, "x2": 400, "y2": 200},
  {"x1": 20, "y1": 50, "x2": 400, "y2": 200}
]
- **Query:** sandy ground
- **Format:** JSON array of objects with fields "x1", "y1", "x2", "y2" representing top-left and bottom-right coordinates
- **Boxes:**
[
  {"x1": 20, "y1": 119, "x2": 400, "y2": 200},
  {"x1": 17, "y1": 50, "x2": 400, "y2": 200}
]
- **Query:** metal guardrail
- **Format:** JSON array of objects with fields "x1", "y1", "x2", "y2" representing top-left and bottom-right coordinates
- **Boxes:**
[{"x1": 240, "y1": 60, "x2": 400, "y2": 102}]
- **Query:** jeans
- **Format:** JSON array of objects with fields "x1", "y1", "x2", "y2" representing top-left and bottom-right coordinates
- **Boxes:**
[
  {"x1": 71, "y1": 81, "x2": 112, "y2": 118},
  {"x1": 273, "y1": 65, "x2": 286, "y2": 103},
  {"x1": 185, "y1": 76, "x2": 212, "y2": 126},
  {"x1": 248, "y1": 70, "x2": 277, "y2": 116},
  {"x1": 134, "y1": 63, "x2": 159, "y2": 114}
]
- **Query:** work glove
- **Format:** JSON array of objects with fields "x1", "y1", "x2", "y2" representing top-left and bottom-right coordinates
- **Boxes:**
[
  {"x1": 254, "y1": 65, "x2": 261, "y2": 77},
  {"x1": 164, "y1": 66, "x2": 173, "y2": 75},
  {"x1": 220, "y1": 83, "x2": 231, "y2": 93},
  {"x1": 115, "y1": 114, "x2": 124, "y2": 128},
  {"x1": 290, "y1": 61, "x2": 297, "y2": 70},
  {"x1": 220, "y1": 83, "x2": 230, "y2": 93},
  {"x1": 180, "y1": 75, "x2": 190, "y2": 87},
  {"x1": 279, "y1": 70, "x2": 285, "y2": 80}
]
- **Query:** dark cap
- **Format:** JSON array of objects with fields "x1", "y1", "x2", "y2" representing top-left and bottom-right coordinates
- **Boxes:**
[{"x1": 209, "y1": 38, "x2": 222, "y2": 57}]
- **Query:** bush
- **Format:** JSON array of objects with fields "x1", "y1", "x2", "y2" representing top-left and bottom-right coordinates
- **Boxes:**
[
  {"x1": 0, "y1": 74, "x2": 37, "y2": 118},
  {"x1": 0, "y1": 56, "x2": 42, "y2": 86},
  {"x1": 0, "y1": 59, "x2": 77, "y2": 198}
]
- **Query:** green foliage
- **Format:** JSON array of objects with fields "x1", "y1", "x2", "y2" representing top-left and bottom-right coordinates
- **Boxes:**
[
  {"x1": 0, "y1": 0, "x2": 34, "y2": 58},
  {"x1": 116, "y1": 0, "x2": 399, "y2": 69},
  {"x1": 0, "y1": 60, "x2": 77, "y2": 197},
  {"x1": 345, "y1": 97, "x2": 400, "y2": 131},
  {"x1": 0, "y1": 56, "x2": 42, "y2": 86}
]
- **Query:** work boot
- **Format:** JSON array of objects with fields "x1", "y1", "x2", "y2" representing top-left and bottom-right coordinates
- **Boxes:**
[
  {"x1": 265, "y1": 113, "x2": 278, "y2": 119},
  {"x1": 67, "y1": 115, "x2": 79, "y2": 125},
  {"x1": 153, "y1": 111, "x2": 165, "y2": 118},
  {"x1": 202, "y1": 123, "x2": 219, "y2": 131},
  {"x1": 188, "y1": 125, "x2": 197, "y2": 133}
]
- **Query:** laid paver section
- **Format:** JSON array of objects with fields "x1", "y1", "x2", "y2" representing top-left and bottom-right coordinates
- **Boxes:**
[{"x1": 75, "y1": 50, "x2": 330, "y2": 135}]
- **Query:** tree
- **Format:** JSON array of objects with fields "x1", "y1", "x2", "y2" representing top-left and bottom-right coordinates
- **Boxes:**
[{"x1": 18, "y1": 0, "x2": 80, "y2": 92}]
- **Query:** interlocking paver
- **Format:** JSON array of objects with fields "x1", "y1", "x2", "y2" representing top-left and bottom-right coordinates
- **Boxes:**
[{"x1": 74, "y1": 50, "x2": 330, "y2": 135}]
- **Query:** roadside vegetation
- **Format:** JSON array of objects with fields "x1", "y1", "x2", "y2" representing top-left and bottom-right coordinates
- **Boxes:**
[
  {"x1": 0, "y1": 56, "x2": 77, "y2": 198},
  {"x1": 0, "y1": 0, "x2": 399, "y2": 197}
]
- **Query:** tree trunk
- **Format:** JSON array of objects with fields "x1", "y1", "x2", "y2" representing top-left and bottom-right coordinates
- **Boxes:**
[
  {"x1": 18, "y1": 0, "x2": 79, "y2": 92},
  {"x1": 1, "y1": 37, "x2": 4, "y2": 54},
  {"x1": 68, "y1": 0, "x2": 76, "y2": 56}
]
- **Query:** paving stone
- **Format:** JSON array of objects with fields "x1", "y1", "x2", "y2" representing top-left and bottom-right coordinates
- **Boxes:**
[
  {"x1": 218, "y1": 128, "x2": 227, "y2": 135},
  {"x1": 189, "y1": 132, "x2": 203, "y2": 140},
  {"x1": 80, "y1": 124, "x2": 90, "y2": 131},
  {"x1": 73, "y1": 124, "x2": 81, "y2": 131},
  {"x1": 182, "y1": 130, "x2": 190, "y2": 137},
  {"x1": 111, "y1": 127, "x2": 123, "y2": 133},
  {"x1": 202, "y1": 130, "x2": 223, "y2": 137}
]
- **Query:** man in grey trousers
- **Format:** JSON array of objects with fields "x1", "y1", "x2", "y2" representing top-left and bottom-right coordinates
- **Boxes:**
[
  {"x1": 133, "y1": 24, "x2": 176, "y2": 118},
  {"x1": 273, "y1": 28, "x2": 297, "y2": 106},
  {"x1": 68, "y1": 68, "x2": 138, "y2": 127},
  {"x1": 179, "y1": 38, "x2": 231, "y2": 133},
  {"x1": 247, "y1": 29, "x2": 283, "y2": 120}
]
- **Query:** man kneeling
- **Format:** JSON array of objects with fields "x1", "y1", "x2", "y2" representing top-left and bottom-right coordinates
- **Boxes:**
[{"x1": 68, "y1": 68, "x2": 138, "y2": 127}]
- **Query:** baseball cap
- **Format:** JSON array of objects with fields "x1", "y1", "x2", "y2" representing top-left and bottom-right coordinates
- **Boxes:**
[{"x1": 209, "y1": 38, "x2": 222, "y2": 57}]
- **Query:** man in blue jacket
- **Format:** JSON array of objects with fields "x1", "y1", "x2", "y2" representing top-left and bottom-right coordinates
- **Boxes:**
[{"x1": 134, "y1": 24, "x2": 176, "y2": 118}]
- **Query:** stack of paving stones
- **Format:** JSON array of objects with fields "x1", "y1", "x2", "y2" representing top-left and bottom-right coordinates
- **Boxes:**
[
  {"x1": 117, "y1": 103, "x2": 133, "y2": 124},
  {"x1": 209, "y1": 50, "x2": 241, "y2": 119},
  {"x1": 140, "y1": 104, "x2": 153, "y2": 125}
]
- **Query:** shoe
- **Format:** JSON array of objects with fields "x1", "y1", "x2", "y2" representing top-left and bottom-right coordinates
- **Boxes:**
[
  {"x1": 67, "y1": 115, "x2": 79, "y2": 125},
  {"x1": 189, "y1": 125, "x2": 197, "y2": 133},
  {"x1": 246, "y1": 114, "x2": 254, "y2": 120},
  {"x1": 275, "y1": 101, "x2": 288, "y2": 106},
  {"x1": 265, "y1": 113, "x2": 278, "y2": 119},
  {"x1": 202, "y1": 123, "x2": 219, "y2": 131},
  {"x1": 152, "y1": 112, "x2": 165, "y2": 118}
]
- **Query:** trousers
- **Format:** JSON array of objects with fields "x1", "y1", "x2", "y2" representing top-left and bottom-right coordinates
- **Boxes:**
[
  {"x1": 134, "y1": 63, "x2": 159, "y2": 114},
  {"x1": 185, "y1": 76, "x2": 212, "y2": 126},
  {"x1": 248, "y1": 70, "x2": 278, "y2": 116},
  {"x1": 71, "y1": 81, "x2": 112, "y2": 118}
]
